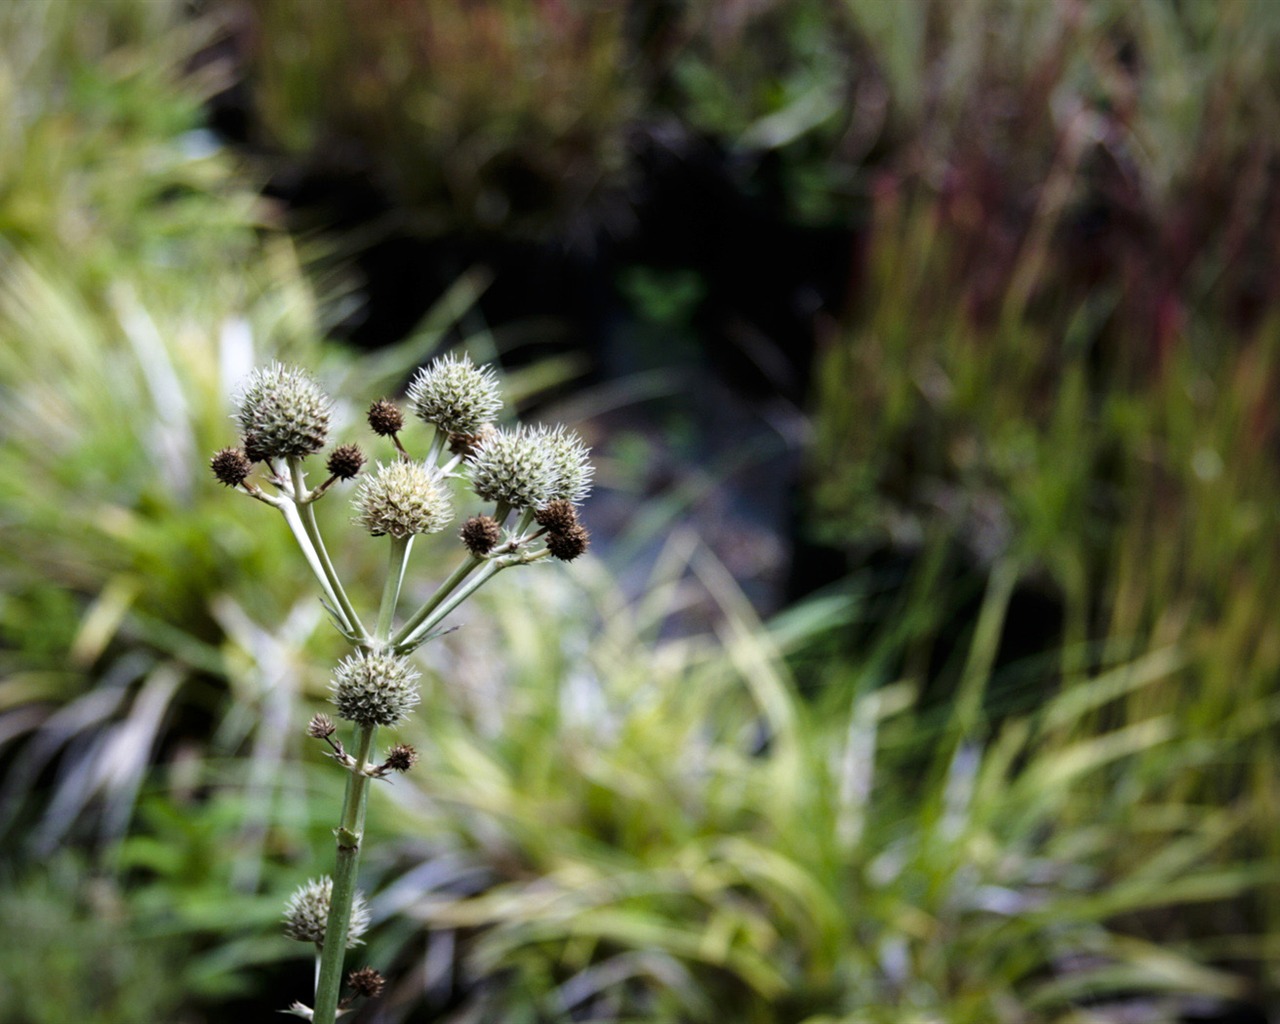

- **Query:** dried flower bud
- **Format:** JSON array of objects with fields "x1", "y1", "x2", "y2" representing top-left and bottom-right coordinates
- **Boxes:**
[
  {"x1": 307, "y1": 712, "x2": 337, "y2": 739},
  {"x1": 283, "y1": 877, "x2": 371, "y2": 947},
  {"x1": 353, "y1": 461, "x2": 453, "y2": 538},
  {"x1": 407, "y1": 354, "x2": 503, "y2": 434},
  {"x1": 460, "y1": 515, "x2": 502, "y2": 556},
  {"x1": 235, "y1": 363, "x2": 331, "y2": 460},
  {"x1": 534, "y1": 499, "x2": 577, "y2": 534},
  {"x1": 347, "y1": 967, "x2": 385, "y2": 999},
  {"x1": 384, "y1": 744, "x2": 419, "y2": 773},
  {"x1": 547, "y1": 523, "x2": 590, "y2": 562},
  {"x1": 327, "y1": 444, "x2": 367, "y2": 481},
  {"x1": 331, "y1": 651, "x2": 421, "y2": 727},
  {"x1": 367, "y1": 399, "x2": 404, "y2": 437},
  {"x1": 448, "y1": 425, "x2": 495, "y2": 460},
  {"x1": 211, "y1": 448, "x2": 253, "y2": 487},
  {"x1": 469, "y1": 425, "x2": 556, "y2": 509},
  {"x1": 542, "y1": 426, "x2": 594, "y2": 505}
]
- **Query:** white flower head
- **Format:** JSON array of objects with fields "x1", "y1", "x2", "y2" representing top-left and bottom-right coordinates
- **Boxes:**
[
  {"x1": 540, "y1": 425, "x2": 593, "y2": 505},
  {"x1": 235, "y1": 362, "x2": 331, "y2": 460},
  {"x1": 468, "y1": 424, "x2": 557, "y2": 510},
  {"x1": 283, "y1": 876, "x2": 371, "y2": 947},
  {"x1": 407, "y1": 353, "x2": 503, "y2": 435},
  {"x1": 353, "y1": 460, "x2": 454, "y2": 538},
  {"x1": 330, "y1": 651, "x2": 422, "y2": 726}
]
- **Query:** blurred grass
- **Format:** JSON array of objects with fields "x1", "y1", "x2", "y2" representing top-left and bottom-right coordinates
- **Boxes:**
[{"x1": 0, "y1": 1, "x2": 1277, "y2": 1022}]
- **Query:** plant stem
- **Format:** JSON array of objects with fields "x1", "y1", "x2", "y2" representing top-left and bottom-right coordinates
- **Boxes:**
[
  {"x1": 288, "y1": 458, "x2": 366, "y2": 641},
  {"x1": 391, "y1": 554, "x2": 483, "y2": 648},
  {"x1": 313, "y1": 723, "x2": 376, "y2": 1024},
  {"x1": 277, "y1": 501, "x2": 352, "y2": 634},
  {"x1": 394, "y1": 559, "x2": 504, "y2": 652},
  {"x1": 376, "y1": 534, "x2": 412, "y2": 644}
]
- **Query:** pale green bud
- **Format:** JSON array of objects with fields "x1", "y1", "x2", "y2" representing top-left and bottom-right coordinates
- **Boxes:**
[
  {"x1": 330, "y1": 651, "x2": 421, "y2": 726},
  {"x1": 468, "y1": 424, "x2": 556, "y2": 510},
  {"x1": 541, "y1": 426, "x2": 593, "y2": 505},
  {"x1": 353, "y1": 460, "x2": 453, "y2": 538},
  {"x1": 407, "y1": 353, "x2": 503, "y2": 435},
  {"x1": 283, "y1": 877, "x2": 371, "y2": 947},
  {"x1": 235, "y1": 363, "x2": 331, "y2": 460}
]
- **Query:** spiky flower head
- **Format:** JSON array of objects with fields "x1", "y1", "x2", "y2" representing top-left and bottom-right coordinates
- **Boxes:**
[
  {"x1": 330, "y1": 651, "x2": 421, "y2": 726},
  {"x1": 235, "y1": 363, "x2": 331, "y2": 460},
  {"x1": 283, "y1": 877, "x2": 371, "y2": 947},
  {"x1": 353, "y1": 460, "x2": 453, "y2": 538},
  {"x1": 469, "y1": 424, "x2": 556, "y2": 509},
  {"x1": 210, "y1": 447, "x2": 253, "y2": 487},
  {"x1": 407, "y1": 353, "x2": 503, "y2": 435},
  {"x1": 542, "y1": 427, "x2": 594, "y2": 505}
]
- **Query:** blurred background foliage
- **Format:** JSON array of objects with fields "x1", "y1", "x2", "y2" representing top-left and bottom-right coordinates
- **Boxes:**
[{"x1": 1, "y1": 0, "x2": 1279, "y2": 1022}]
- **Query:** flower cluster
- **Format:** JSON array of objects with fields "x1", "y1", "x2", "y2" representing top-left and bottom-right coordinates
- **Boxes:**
[{"x1": 210, "y1": 351, "x2": 594, "y2": 1022}]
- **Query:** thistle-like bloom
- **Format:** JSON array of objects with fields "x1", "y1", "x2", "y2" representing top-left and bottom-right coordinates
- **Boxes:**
[
  {"x1": 235, "y1": 363, "x2": 331, "y2": 460},
  {"x1": 353, "y1": 461, "x2": 453, "y2": 538},
  {"x1": 542, "y1": 427, "x2": 593, "y2": 505},
  {"x1": 407, "y1": 353, "x2": 503, "y2": 435},
  {"x1": 330, "y1": 651, "x2": 421, "y2": 726},
  {"x1": 469, "y1": 424, "x2": 557, "y2": 509},
  {"x1": 283, "y1": 877, "x2": 371, "y2": 947}
]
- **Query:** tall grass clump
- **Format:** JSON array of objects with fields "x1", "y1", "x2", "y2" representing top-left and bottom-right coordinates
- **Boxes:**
[
  {"x1": 807, "y1": 0, "x2": 1280, "y2": 999},
  {"x1": 319, "y1": 538, "x2": 1260, "y2": 1022}
]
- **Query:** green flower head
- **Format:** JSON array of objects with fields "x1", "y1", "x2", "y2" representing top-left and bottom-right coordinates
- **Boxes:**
[
  {"x1": 407, "y1": 353, "x2": 503, "y2": 435},
  {"x1": 541, "y1": 426, "x2": 593, "y2": 505},
  {"x1": 353, "y1": 460, "x2": 453, "y2": 538},
  {"x1": 468, "y1": 424, "x2": 557, "y2": 510},
  {"x1": 234, "y1": 362, "x2": 331, "y2": 460},
  {"x1": 283, "y1": 877, "x2": 371, "y2": 947},
  {"x1": 330, "y1": 651, "x2": 421, "y2": 726}
]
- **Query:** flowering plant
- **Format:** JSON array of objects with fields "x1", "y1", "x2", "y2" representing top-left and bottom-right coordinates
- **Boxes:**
[{"x1": 211, "y1": 354, "x2": 591, "y2": 1021}]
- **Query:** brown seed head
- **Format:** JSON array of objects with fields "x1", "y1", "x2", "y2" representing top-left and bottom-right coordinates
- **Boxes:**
[
  {"x1": 211, "y1": 448, "x2": 253, "y2": 487},
  {"x1": 306, "y1": 712, "x2": 336, "y2": 739},
  {"x1": 534, "y1": 499, "x2": 577, "y2": 534},
  {"x1": 460, "y1": 515, "x2": 502, "y2": 556},
  {"x1": 384, "y1": 744, "x2": 419, "y2": 773},
  {"x1": 347, "y1": 967, "x2": 386, "y2": 999},
  {"x1": 547, "y1": 522, "x2": 589, "y2": 562},
  {"x1": 367, "y1": 399, "x2": 404, "y2": 437},
  {"x1": 327, "y1": 444, "x2": 367, "y2": 480}
]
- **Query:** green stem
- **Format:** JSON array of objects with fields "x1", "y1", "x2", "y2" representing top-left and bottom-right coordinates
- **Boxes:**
[
  {"x1": 289, "y1": 459, "x2": 366, "y2": 641},
  {"x1": 277, "y1": 502, "x2": 350, "y2": 633},
  {"x1": 390, "y1": 555, "x2": 483, "y2": 648},
  {"x1": 375, "y1": 535, "x2": 412, "y2": 643},
  {"x1": 313, "y1": 724, "x2": 377, "y2": 1024},
  {"x1": 394, "y1": 559, "x2": 504, "y2": 652}
]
